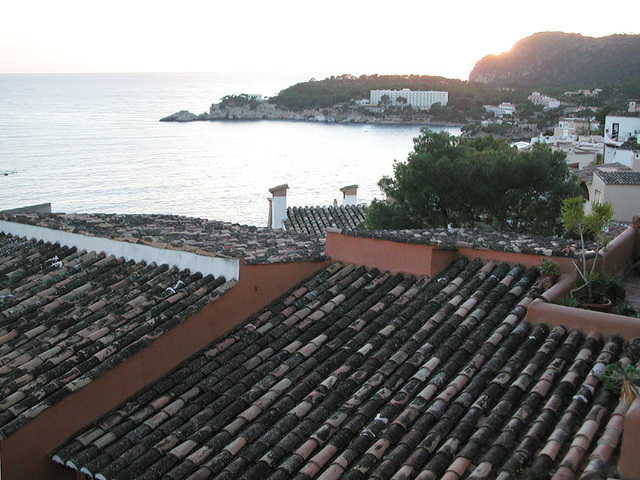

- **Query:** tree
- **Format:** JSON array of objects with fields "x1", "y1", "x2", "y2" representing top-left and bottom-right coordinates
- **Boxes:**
[
  {"x1": 559, "y1": 197, "x2": 614, "y2": 302},
  {"x1": 396, "y1": 96, "x2": 407, "y2": 108},
  {"x1": 379, "y1": 94, "x2": 391, "y2": 107},
  {"x1": 366, "y1": 129, "x2": 581, "y2": 235}
]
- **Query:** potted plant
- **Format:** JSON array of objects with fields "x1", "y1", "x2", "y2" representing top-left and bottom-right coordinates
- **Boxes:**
[
  {"x1": 539, "y1": 258, "x2": 560, "y2": 290},
  {"x1": 559, "y1": 197, "x2": 614, "y2": 309},
  {"x1": 599, "y1": 362, "x2": 640, "y2": 403}
]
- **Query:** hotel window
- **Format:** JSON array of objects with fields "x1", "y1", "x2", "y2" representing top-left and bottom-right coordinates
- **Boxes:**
[{"x1": 594, "y1": 190, "x2": 602, "y2": 204}]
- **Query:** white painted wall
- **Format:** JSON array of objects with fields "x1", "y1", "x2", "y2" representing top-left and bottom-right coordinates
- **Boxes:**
[
  {"x1": 270, "y1": 196, "x2": 287, "y2": 229},
  {"x1": 0, "y1": 220, "x2": 240, "y2": 280},
  {"x1": 342, "y1": 194, "x2": 357, "y2": 206},
  {"x1": 604, "y1": 115, "x2": 640, "y2": 144}
]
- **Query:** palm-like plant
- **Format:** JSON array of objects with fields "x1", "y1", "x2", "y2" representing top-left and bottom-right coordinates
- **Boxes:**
[{"x1": 559, "y1": 197, "x2": 613, "y2": 302}]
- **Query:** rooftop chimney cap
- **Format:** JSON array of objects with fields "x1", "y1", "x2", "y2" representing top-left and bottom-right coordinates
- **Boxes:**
[
  {"x1": 269, "y1": 184, "x2": 289, "y2": 195},
  {"x1": 340, "y1": 184, "x2": 358, "y2": 193}
]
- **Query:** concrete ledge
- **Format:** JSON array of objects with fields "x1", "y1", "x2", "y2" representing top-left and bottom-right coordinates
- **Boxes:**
[
  {"x1": 0, "y1": 203, "x2": 52, "y2": 215},
  {"x1": 0, "y1": 220, "x2": 240, "y2": 280},
  {"x1": 621, "y1": 397, "x2": 640, "y2": 480},
  {"x1": 540, "y1": 272, "x2": 577, "y2": 302},
  {"x1": 526, "y1": 298, "x2": 640, "y2": 340}
]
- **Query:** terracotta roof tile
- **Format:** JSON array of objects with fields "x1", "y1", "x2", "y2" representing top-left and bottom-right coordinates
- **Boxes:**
[
  {"x1": 285, "y1": 206, "x2": 368, "y2": 236},
  {"x1": 0, "y1": 233, "x2": 233, "y2": 440},
  {"x1": 340, "y1": 225, "x2": 628, "y2": 260},
  {"x1": 596, "y1": 170, "x2": 640, "y2": 185},
  {"x1": 51, "y1": 257, "x2": 633, "y2": 480},
  {"x1": 0, "y1": 213, "x2": 326, "y2": 265}
]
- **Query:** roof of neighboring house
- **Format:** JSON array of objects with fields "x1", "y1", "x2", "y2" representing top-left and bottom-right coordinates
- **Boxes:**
[
  {"x1": 0, "y1": 233, "x2": 234, "y2": 440},
  {"x1": 285, "y1": 205, "x2": 368, "y2": 236},
  {"x1": 337, "y1": 225, "x2": 626, "y2": 260},
  {"x1": 595, "y1": 170, "x2": 640, "y2": 186},
  {"x1": 576, "y1": 163, "x2": 631, "y2": 184},
  {"x1": 0, "y1": 213, "x2": 326, "y2": 265},
  {"x1": 618, "y1": 140, "x2": 640, "y2": 152},
  {"x1": 52, "y1": 258, "x2": 631, "y2": 480},
  {"x1": 607, "y1": 110, "x2": 640, "y2": 119}
]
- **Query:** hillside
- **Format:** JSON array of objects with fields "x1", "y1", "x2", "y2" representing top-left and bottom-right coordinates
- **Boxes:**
[
  {"x1": 270, "y1": 74, "x2": 520, "y2": 121},
  {"x1": 469, "y1": 32, "x2": 640, "y2": 89}
]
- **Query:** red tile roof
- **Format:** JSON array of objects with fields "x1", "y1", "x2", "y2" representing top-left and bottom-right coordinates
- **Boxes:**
[
  {"x1": 0, "y1": 213, "x2": 326, "y2": 265},
  {"x1": 51, "y1": 258, "x2": 632, "y2": 479},
  {"x1": 285, "y1": 206, "x2": 368, "y2": 236},
  {"x1": 0, "y1": 233, "x2": 233, "y2": 439}
]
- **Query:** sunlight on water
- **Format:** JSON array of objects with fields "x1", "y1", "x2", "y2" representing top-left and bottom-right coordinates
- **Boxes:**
[{"x1": 0, "y1": 73, "x2": 460, "y2": 226}]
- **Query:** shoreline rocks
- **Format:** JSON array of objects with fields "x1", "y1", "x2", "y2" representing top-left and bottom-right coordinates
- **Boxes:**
[
  {"x1": 160, "y1": 102, "x2": 464, "y2": 127},
  {"x1": 159, "y1": 110, "x2": 210, "y2": 122}
]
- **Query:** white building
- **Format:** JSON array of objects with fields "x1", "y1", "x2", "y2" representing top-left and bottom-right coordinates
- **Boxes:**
[
  {"x1": 370, "y1": 89, "x2": 448, "y2": 111},
  {"x1": 603, "y1": 101, "x2": 640, "y2": 165},
  {"x1": 579, "y1": 165, "x2": 640, "y2": 222},
  {"x1": 529, "y1": 91, "x2": 561, "y2": 109},
  {"x1": 605, "y1": 139, "x2": 640, "y2": 170},
  {"x1": 484, "y1": 103, "x2": 516, "y2": 117}
]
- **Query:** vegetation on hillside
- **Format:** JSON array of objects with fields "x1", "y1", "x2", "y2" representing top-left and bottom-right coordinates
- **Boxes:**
[
  {"x1": 469, "y1": 32, "x2": 640, "y2": 90},
  {"x1": 366, "y1": 129, "x2": 581, "y2": 235},
  {"x1": 270, "y1": 74, "x2": 522, "y2": 121}
]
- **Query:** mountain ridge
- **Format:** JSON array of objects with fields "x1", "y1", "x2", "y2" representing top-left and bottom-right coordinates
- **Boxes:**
[{"x1": 469, "y1": 32, "x2": 640, "y2": 88}]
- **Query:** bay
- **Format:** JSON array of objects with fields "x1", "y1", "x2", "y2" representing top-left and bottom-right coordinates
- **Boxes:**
[{"x1": 0, "y1": 73, "x2": 460, "y2": 226}]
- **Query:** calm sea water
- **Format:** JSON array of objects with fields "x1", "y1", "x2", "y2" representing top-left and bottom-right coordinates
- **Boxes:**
[{"x1": 0, "y1": 73, "x2": 460, "y2": 226}]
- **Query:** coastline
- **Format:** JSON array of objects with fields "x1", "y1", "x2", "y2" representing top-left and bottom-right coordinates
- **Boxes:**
[{"x1": 160, "y1": 103, "x2": 466, "y2": 127}]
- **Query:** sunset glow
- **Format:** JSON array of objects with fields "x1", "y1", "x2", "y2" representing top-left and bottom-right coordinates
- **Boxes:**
[{"x1": 2, "y1": 0, "x2": 638, "y2": 79}]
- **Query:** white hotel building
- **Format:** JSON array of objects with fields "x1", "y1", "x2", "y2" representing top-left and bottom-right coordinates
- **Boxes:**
[{"x1": 370, "y1": 89, "x2": 448, "y2": 110}]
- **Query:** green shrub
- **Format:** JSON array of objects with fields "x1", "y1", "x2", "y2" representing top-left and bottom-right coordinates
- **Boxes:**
[{"x1": 553, "y1": 296, "x2": 581, "y2": 308}]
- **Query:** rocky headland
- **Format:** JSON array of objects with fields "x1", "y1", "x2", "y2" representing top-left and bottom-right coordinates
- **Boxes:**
[{"x1": 160, "y1": 102, "x2": 452, "y2": 125}]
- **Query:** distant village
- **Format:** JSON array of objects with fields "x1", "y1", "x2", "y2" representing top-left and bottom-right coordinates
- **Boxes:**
[
  {"x1": 264, "y1": 88, "x2": 640, "y2": 226},
  {"x1": 328, "y1": 89, "x2": 640, "y2": 226}
]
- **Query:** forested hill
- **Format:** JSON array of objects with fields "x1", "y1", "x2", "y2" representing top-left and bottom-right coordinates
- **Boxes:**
[
  {"x1": 469, "y1": 32, "x2": 640, "y2": 89},
  {"x1": 271, "y1": 74, "x2": 511, "y2": 113}
]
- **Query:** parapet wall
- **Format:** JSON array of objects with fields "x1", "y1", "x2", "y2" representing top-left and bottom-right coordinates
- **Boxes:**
[
  {"x1": 0, "y1": 220, "x2": 240, "y2": 280},
  {"x1": 0, "y1": 256, "x2": 329, "y2": 480},
  {"x1": 325, "y1": 230, "x2": 577, "y2": 278}
]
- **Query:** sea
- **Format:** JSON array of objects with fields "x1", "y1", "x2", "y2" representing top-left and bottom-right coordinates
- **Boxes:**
[{"x1": 0, "y1": 73, "x2": 461, "y2": 227}]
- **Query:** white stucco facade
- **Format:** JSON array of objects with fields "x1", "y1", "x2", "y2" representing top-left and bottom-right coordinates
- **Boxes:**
[
  {"x1": 0, "y1": 221, "x2": 240, "y2": 280},
  {"x1": 604, "y1": 115, "x2": 640, "y2": 144},
  {"x1": 370, "y1": 89, "x2": 448, "y2": 110},
  {"x1": 587, "y1": 176, "x2": 640, "y2": 222}
]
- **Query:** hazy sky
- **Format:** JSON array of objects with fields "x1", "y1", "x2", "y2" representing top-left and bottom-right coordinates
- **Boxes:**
[{"x1": 2, "y1": 0, "x2": 638, "y2": 79}]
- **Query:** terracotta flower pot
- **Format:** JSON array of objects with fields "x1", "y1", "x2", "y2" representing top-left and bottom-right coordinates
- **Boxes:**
[{"x1": 578, "y1": 297, "x2": 612, "y2": 312}]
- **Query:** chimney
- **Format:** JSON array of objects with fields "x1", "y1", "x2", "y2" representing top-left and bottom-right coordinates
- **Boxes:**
[
  {"x1": 340, "y1": 185, "x2": 358, "y2": 206},
  {"x1": 268, "y1": 184, "x2": 288, "y2": 229}
]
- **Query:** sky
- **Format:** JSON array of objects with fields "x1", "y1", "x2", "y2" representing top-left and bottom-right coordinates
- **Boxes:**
[{"x1": 2, "y1": 0, "x2": 638, "y2": 80}]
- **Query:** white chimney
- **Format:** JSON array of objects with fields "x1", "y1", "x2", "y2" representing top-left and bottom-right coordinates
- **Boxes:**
[
  {"x1": 268, "y1": 184, "x2": 288, "y2": 229},
  {"x1": 340, "y1": 185, "x2": 358, "y2": 206}
]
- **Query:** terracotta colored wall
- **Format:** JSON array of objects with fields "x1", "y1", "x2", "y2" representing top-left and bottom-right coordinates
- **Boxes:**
[
  {"x1": 526, "y1": 299, "x2": 640, "y2": 340},
  {"x1": 0, "y1": 259, "x2": 329, "y2": 480},
  {"x1": 620, "y1": 397, "x2": 640, "y2": 480},
  {"x1": 599, "y1": 226, "x2": 638, "y2": 278},
  {"x1": 326, "y1": 231, "x2": 577, "y2": 278},
  {"x1": 325, "y1": 231, "x2": 451, "y2": 277}
]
